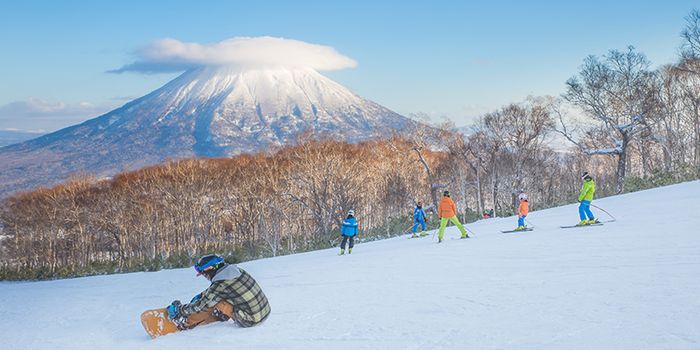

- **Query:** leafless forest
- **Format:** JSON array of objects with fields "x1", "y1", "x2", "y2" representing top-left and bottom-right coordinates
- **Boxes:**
[{"x1": 1, "y1": 11, "x2": 699, "y2": 280}]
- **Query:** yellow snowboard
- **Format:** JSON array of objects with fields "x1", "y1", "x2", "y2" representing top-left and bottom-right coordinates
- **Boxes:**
[
  {"x1": 141, "y1": 302, "x2": 234, "y2": 339},
  {"x1": 140, "y1": 307, "x2": 180, "y2": 339}
]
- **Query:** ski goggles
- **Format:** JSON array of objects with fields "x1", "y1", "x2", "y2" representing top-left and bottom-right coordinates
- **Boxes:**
[{"x1": 194, "y1": 254, "x2": 224, "y2": 275}]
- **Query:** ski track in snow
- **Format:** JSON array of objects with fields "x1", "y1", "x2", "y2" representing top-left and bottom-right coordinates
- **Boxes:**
[{"x1": 1, "y1": 181, "x2": 700, "y2": 349}]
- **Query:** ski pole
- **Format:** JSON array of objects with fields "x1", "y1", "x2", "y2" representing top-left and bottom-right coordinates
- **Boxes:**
[
  {"x1": 525, "y1": 218, "x2": 536, "y2": 228},
  {"x1": 431, "y1": 217, "x2": 442, "y2": 241},
  {"x1": 463, "y1": 223, "x2": 476, "y2": 237},
  {"x1": 590, "y1": 203, "x2": 616, "y2": 222},
  {"x1": 431, "y1": 220, "x2": 438, "y2": 241}
]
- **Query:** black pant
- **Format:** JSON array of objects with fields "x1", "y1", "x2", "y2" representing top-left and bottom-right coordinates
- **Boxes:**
[{"x1": 340, "y1": 235, "x2": 354, "y2": 249}]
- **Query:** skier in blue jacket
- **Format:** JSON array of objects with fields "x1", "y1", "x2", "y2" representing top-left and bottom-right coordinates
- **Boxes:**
[
  {"x1": 411, "y1": 201, "x2": 428, "y2": 238},
  {"x1": 339, "y1": 210, "x2": 358, "y2": 255}
]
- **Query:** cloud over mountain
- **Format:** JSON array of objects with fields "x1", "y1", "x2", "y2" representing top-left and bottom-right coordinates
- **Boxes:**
[{"x1": 109, "y1": 36, "x2": 358, "y2": 74}]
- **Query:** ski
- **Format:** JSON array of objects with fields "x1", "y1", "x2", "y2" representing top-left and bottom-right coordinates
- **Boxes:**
[
  {"x1": 448, "y1": 236, "x2": 470, "y2": 240},
  {"x1": 560, "y1": 223, "x2": 604, "y2": 229},
  {"x1": 501, "y1": 228, "x2": 533, "y2": 233}
]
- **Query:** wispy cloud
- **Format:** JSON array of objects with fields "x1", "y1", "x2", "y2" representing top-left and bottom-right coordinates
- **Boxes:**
[
  {"x1": 0, "y1": 98, "x2": 114, "y2": 131},
  {"x1": 109, "y1": 36, "x2": 358, "y2": 74}
]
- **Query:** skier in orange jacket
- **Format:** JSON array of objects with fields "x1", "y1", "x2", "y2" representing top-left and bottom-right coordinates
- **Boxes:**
[
  {"x1": 437, "y1": 190, "x2": 469, "y2": 243},
  {"x1": 515, "y1": 191, "x2": 529, "y2": 231}
]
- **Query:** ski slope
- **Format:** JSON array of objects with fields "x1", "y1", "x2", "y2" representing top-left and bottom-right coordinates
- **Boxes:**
[{"x1": 1, "y1": 181, "x2": 699, "y2": 349}]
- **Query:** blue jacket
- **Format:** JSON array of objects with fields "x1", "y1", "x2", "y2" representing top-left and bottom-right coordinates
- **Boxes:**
[
  {"x1": 413, "y1": 207, "x2": 426, "y2": 222},
  {"x1": 341, "y1": 217, "x2": 358, "y2": 236}
]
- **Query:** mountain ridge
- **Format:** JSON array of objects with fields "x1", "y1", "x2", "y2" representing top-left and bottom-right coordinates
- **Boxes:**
[{"x1": 0, "y1": 67, "x2": 416, "y2": 197}]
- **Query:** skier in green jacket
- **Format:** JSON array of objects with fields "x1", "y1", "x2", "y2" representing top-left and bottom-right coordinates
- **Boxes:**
[{"x1": 577, "y1": 172, "x2": 600, "y2": 226}]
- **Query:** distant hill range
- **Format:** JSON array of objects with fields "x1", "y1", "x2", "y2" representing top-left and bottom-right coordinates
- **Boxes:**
[
  {"x1": 0, "y1": 130, "x2": 45, "y2": 147},
  {"x1": 0, "y1": 67, "x2": 416, "y2": 198}
]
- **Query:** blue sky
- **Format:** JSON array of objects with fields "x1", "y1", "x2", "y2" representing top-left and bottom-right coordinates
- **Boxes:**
[{"x1": 0, "y1": 0, "x2": 697, "y2": 131}]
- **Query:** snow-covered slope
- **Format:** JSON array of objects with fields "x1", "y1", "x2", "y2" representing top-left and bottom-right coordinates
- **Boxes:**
[
  {"x1": 1, "y1": 181, "x2": 699, "y2": 349},
  {"x1": 0, "y1": 67, "x2": 414, "y2": 198}
]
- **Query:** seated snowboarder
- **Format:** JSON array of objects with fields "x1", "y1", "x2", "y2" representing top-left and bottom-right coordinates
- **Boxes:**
[
  {"x1": 166, "y1": 254, "x2": 271, "y2": 330},
  {"x1": 339, "y1": 210, "x2": 358, "y2": 255},
  {"x1": 515, "y1": 191, "x2": 529, "y2": 231},
  {"x1": 577, "y1": 172, "x2": 600, "y2": 226},
  {"x1": 411, "y1": 201, "x2": 428, "y2": 238}
]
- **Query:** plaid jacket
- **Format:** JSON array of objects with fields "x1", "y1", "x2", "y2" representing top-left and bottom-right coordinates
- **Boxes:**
[{"x1": 180, "y1": 266, "x2": 271, "y2": 327}]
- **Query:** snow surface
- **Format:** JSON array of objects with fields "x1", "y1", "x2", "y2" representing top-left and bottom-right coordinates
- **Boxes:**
[{"x1": 1, "y1": 181, "x2": 699, "y2": 349}]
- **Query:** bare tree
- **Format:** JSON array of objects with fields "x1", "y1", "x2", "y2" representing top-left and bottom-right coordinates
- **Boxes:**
[
  {"x1": 405, "y1": 115, "x2": 449, "y2": 211},
  {"x1": 682, "y1": 9, "x2": 700, "y2": 67},
  {"x1": 562, "y1": 46, "x2": 659, "y2": 193}
]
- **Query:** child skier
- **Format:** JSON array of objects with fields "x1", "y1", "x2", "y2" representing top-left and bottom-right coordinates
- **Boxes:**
[
  {"x1": 166, "y1": 254, "x2": 271, "y2": 330},
  {"x1": 577, "y1": 172, "x2": 600, "y2": 225},
  {"x1": 515, "y1": 191, "x2": 529, "y2": 231},
  {"x1": 411, "y1": 201, "x2": 428, "y2": 238},
  {"x1": 437, "y1": 190, "x2": 469, "y2": 243},
  {"x1": 339, "y1": 210, "x2": 358, "y2": 255}
]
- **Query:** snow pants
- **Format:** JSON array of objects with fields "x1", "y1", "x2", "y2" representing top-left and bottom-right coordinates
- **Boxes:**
[
  {"x1": 579, "y1": 200, "x2": 595, "y2": 221},
  {"x1": 181, "y1": 301, "x2": 234, "y2": 330},
  {"x1": 518, "y1": 215, "x2": 526, "y2": 227},
  {"x1": 438, "y1": 216, "x2": 468, "y2": 241},
  {"x1": 412, "y1": 217, "x2": 427, "y2": 233},
  {"x1": 340, "y1": 235, "x2": 355, "y2": 249}
]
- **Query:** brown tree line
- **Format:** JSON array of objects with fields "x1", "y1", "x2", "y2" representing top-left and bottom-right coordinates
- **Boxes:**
[
  {"x1": 0, "y1": 138, "x2": 436, "y2": 279},
  {"x1": 0, "y1": 126, "x2": 636, "y2": 280}
]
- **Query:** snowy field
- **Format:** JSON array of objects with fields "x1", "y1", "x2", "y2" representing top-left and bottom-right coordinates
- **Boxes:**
[{"x1": 1, "y1": 181, "x2": 699, "y2": 349}]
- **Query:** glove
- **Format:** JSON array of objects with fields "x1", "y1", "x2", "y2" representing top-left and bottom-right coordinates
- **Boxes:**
[
  {"x1": 190, "y1": 293, "x2": 202, "y2": 303},
  {"x1": 167, "y1": 300, "x2": 182, "y2": 320}
]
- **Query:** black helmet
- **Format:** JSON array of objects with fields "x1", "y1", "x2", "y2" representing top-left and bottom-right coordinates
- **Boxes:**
[
  {"x1": 581, "y1": 171, "x2": 591, "y2": 180},
  {"x1": 194, "y1": 254, "x2": 225, "y2": 276},
  {"x1": 443, "y1": 190, "x2": 450, "y2": 197}
]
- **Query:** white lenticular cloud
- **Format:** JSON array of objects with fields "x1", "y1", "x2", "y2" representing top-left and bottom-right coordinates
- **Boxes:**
[{"x1": 110, "y1": 36, "x2": 358, "y2": 74}]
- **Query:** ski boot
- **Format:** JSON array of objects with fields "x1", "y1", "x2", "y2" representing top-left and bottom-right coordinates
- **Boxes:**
[
  {"x1": 577, "y1": 220, "x2": 589, "y2": 226},
  {"x1": 460, "y1": 233, "x2": 469, "y2": 239},
  {"x1": 339, "y1": 249, "x2": 345, "y2": 255},
  {"x1": 419, "y1": 231, "x2": 428, "y2": 237},
  {"x1": 587, "y1": 219, "x2": 600, "y2": 225},
  {"x1": 348, "y1": 248, "x2": 352, "y2": 254},
  {"x1": 411, "y1": 233, "x2": 418, "y2": 238},
  {"x1": 171, "y1": 315, "x2": 191, "y2": 330}
]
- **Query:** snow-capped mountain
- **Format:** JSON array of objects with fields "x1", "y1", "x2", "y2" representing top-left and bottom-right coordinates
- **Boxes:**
[{"x1": 0, "y1": 67, "x2": 415, "y2": 197}]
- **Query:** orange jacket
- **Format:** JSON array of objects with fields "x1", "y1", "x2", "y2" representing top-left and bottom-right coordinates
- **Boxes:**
[
  {"x1": 439, "y1": 197, "x2": 457, "y2": 218},
  {"x1": 518, "y1": 200, "x2": 529, "y2": 217}
]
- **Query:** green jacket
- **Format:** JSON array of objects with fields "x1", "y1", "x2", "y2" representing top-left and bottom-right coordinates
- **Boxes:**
[{"x1": 579, "y1": 178, "x2": 595, "y2": 202}]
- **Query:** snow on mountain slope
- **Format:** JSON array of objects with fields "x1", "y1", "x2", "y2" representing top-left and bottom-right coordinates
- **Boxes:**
[
  {"x1": 1, "y1": 181, "x2": 699, "y2": 349},
  {"x1": 0, "y1": 66, "x2": 414, "y2": 198}
]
